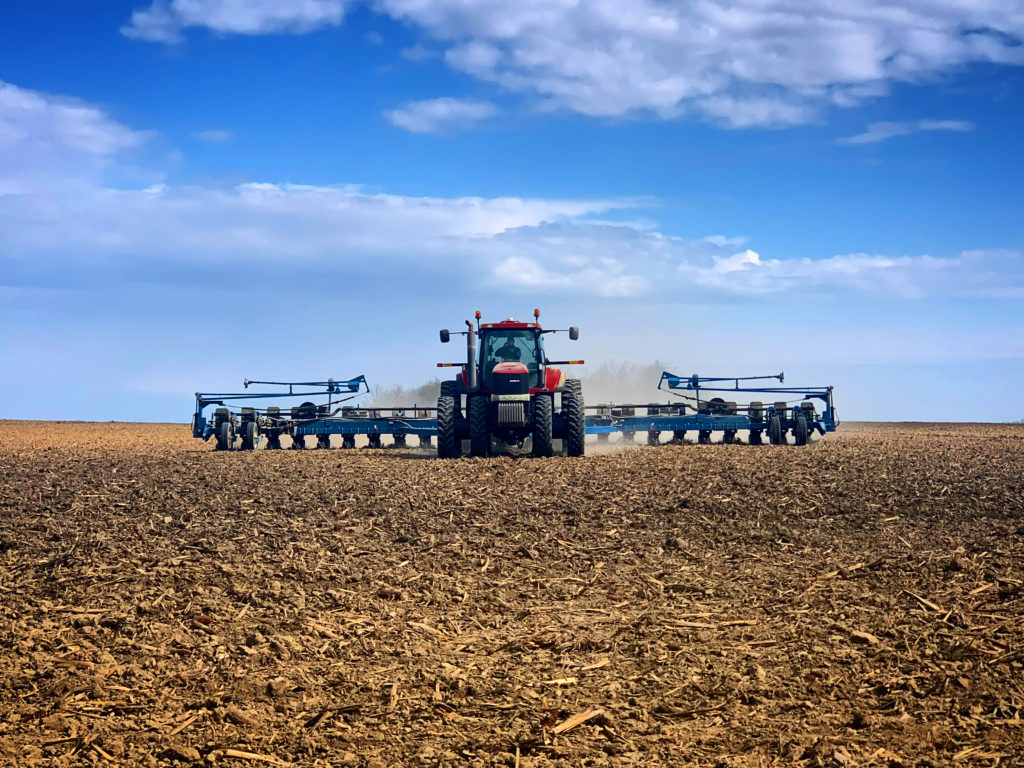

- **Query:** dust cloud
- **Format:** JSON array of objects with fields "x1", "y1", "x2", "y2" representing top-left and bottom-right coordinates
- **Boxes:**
[{"x1": 368, "y1": 361, "x2": 686, "y2": 407}]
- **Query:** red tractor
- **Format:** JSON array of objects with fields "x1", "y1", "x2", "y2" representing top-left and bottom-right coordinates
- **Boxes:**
[{"x1": 437, "y1": 310, "x2": 585, "y2": 458}]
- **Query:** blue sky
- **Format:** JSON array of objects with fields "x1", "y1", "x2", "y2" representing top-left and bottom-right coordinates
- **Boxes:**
[{"x1": 1, "y1": 1, "x2": 1023, "y2": 421}]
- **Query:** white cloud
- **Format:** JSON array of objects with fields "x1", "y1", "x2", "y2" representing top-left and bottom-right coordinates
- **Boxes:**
[
  {"x1": 121, "y1": 1, "x2": 1024, "y2": 127},
  {"x1": 0, "y1": 80, "x2": 151, "y2": 194},
  {"x1": 0, "y1": 80, "x2": 146, "y2": 157},
  {"x1": 122, "y1": 0, "x2": 347, "y2": 43},
  {"x1": 194, "y1": 128, "x2": 233, "y2": 142},
  {"x1": 839, "y1": 118, "x2": 975, "y2": 145},
  {"x1": 2, "y1": 79, "x2": 1022, "y2": 303},
  {"x1": 482, "y1": 222, "x2": 1024, "y2": 300},
  {"x1": 3, "y1": 177, "x2": 1022, "y2": 301},
  {"x1": 383, "y1": 97, "x2": 498, "y2": 134},
  {"x1": 374, "y1": 0, "x2": 1024, "y2": 127}
]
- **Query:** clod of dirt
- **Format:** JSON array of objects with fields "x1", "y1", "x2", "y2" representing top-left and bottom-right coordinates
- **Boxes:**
[{"x1": 158, "y1": 744, "x2": 201, "y2": 762}]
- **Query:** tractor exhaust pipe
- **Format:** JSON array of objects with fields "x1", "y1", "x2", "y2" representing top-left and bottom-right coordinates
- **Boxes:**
[{"x1": 465, "y1": 320, "x2": 478, "y2": 391}]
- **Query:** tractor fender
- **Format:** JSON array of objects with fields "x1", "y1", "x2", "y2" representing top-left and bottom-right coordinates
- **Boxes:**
[{"x1": 544, "y1": 366, "x2": 565, "y2": 392}]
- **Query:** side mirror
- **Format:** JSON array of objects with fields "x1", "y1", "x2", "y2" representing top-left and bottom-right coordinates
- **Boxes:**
[
  {"x1": 440, "y1": 329, "x2": 450, "y2": 343},
  {"x1": 569, "y1": 326, "x2": 579, "y2": 340}
]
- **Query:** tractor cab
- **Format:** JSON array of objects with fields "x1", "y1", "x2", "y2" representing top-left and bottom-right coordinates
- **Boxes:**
[{"x1": 479, "y1": 322, "x2": 545, "y2": 390}]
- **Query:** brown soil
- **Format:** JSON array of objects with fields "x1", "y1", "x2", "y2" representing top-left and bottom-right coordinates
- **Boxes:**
[{"x1": 1, "y1": 421, "x2": 1022, "y2": 767}]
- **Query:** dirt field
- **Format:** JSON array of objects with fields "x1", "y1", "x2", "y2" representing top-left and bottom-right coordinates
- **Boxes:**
[{"x1": 1, "y1": 421, "x2": 1022, "y2": 767}]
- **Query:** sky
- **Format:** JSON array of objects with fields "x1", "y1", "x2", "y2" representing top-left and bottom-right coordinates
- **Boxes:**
[{"x1": 1, "y1": 0, "x2": 1023, "y2": 422}]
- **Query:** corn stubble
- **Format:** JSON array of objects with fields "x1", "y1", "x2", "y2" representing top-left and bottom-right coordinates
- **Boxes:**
[{"x1": 1, "y1": 420, "x2": 1022, "y2": 766}]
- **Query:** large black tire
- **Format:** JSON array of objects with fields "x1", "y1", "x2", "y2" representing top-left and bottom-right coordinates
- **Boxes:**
[
  {"x1": 562, "y1": 383, "x2": 585, "y2": 457},
  {"x1": 468, "y1": 396, "x2": 490, "y2": 457},
  {"x1": 531, "y1": 394, "x2": 553, "y2": 457},
  {"x1": 769, "y1": 415, "x2": 784, "y2": 445},
  {"x1": 794, "y1": 415, "x2": 809, "y2": 446},
  {"x1": 440, "y1": 380, "x2": 460, "y2": 418},
  {"x1": 437, "y1": 395, "x2": 458, "y2": 458},
  {"x1": 218, "y1": 421, "x2": 233, "y2": 451},
  {"x1": 242, "y1": 420, "x2": 258, "y2": 451}
]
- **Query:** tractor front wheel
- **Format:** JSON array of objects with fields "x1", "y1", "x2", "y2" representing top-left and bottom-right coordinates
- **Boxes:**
[
  {"x1": 440, "y1": 380, "x2": 461, "y2": 419},
  {"x1": 531, "y1": 394, "x2": 553, "y2": 457},
  {"x1": 468, "y1": 396, "x2": 490, "y2": 457},
  {"x1": 437, "y1": 395, "x2": 458, "y2": 458}
]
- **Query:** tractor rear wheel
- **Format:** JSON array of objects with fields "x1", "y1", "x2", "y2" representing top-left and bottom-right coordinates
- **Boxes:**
[
  {"x1": 769, "y1": 415, "x2": 784, "y2": 445},
  {"x1": 437, "y1": 395, "x2": 458, "y2": 458},
  {"x1": 468, "y1": 396, "x2": 490, "y2": 457},
  {"x1": 531, "y1": 394, "x2": 553, "y2": 457},
  {"x1": 562, "y1": 383, "x2": 585, "y2": 457},
  {"x1": 794, "y1": 415, "x2": 809, "y2": 446}
]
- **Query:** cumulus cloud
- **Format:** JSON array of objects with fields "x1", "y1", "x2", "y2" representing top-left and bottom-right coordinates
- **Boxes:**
[
  {"x1": 383, "y1": 97, "x2": 498, "y2": 134},
  {"x1": 839, "y1": 119, "x2": 975, "y2": 145},
  {"x1": 4, "y1": 179, "x2": 1022, "y2": 301},
  {"x1": 2, "y1": 79, "x2": 1022, "y2": 302},
  {"x1": 0, "y1": 80, "x2": 146, "y2": 157},
  {"x1": 375, "y1": 0, "x2": 1024, "y2": 126},
  {"x1": 121, "y1": 1, "x2": 1024, "y2": 126},
  {"x1": 122, "y1": 0, "x2": 347, "y2": 43},
  {"x1": 0, "y1": 79, "x2": 151, "y2": 195},
  {"x1": 480, "y1": 222, "x2": 1024, "y2": 300}
]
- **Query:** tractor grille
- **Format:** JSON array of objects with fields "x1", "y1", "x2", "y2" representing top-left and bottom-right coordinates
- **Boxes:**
[{"x1": 497, "y1": 401, "x2": 526, "y2": 426}]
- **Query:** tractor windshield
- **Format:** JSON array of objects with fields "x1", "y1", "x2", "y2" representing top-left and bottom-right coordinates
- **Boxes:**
[{"x1": 481, "y1": 329, "x2": 543, "y2": 388}]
